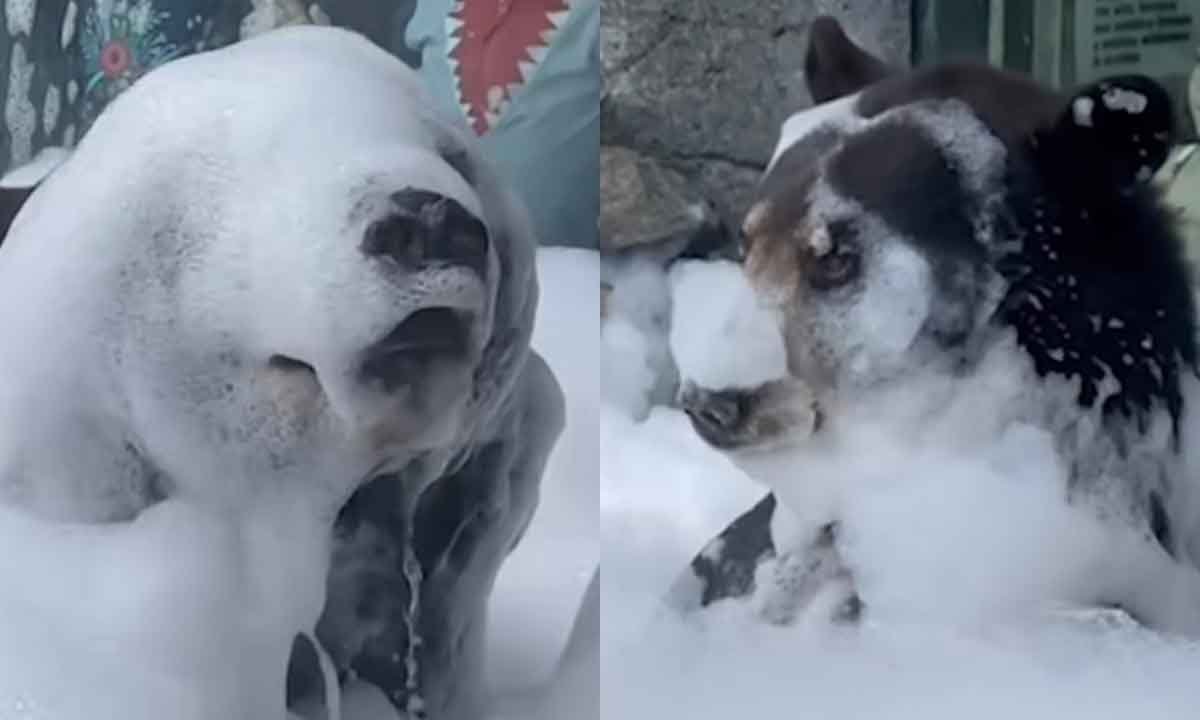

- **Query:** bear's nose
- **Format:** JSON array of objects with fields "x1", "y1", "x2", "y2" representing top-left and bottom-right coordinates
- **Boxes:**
[
  {"x1": 679, "y1": 381, "x2": 745, "y2": 447},
  {"x1": 360, "y1": 189, "x2": 489, "y2": 278}
]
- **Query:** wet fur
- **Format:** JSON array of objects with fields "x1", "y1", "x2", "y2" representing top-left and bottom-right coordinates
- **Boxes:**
[
  {"x1": 680, "y1": 16, "x2": 1200, "y2": 634},
  {"x1": 0, "y1": 29, "x2": 562, "y2": 719}
]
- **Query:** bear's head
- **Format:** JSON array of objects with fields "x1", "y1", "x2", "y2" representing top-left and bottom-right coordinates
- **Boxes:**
[
  {"x1": 689, "y1": 17, "x2": 1196, "y2": 456},
  {"x1": 0, "y1": 27, "x2": 538, "y2": 518}
]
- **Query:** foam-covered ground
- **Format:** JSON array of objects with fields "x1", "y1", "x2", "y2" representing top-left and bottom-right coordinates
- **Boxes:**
[
  {"x1": 486, "y1": 247, "x2": 600, "y2": 717},
  {"x1": 601, "y1": 258, "x2": 1200, "y2": 720},
  {"x1": 0, "y1": 248, "x2": 598, "y2": 720}
]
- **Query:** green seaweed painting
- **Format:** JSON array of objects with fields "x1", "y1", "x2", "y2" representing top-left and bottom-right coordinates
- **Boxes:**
[{"x1": 79, "y1": 0, "x2": 183, "y2": 132}]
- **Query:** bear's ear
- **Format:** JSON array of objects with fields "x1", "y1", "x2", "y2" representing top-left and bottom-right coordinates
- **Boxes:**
[
  {"x1": 804, "y1": 15, "x2": 894, "y2": 104},
  {"x1": 1046, "y1": 74, "x2": 1175, "y2": 193}
]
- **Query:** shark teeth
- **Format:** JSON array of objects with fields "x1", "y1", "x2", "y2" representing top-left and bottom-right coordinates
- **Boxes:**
[
  {"x1": 444, "y1": 16, "x2": 462, "y2": 57},
  {"x1": 447, "y1": 2, "x2": 573, "y2": 132},
  {"x1": 518, "y1": 60, "x2": 539, "y2": 83},
  {"x1": 486, "y1": 86, "x2": 505, "y2": 112},
  {"x1": 528, "y1": 43, "x2": 551, "y2": 65}
]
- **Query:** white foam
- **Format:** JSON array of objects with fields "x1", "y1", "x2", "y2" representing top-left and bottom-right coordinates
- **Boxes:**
[
  {"x1": 486, "y1": 248, "x2": 600, "y2": 703},
  {"x1": 603, "y1": 259, "x2": 1200, "y2": 719},
  {"x1": 0, "y1": 145, "x2": 69, "y2": 187},
  {"x1": 668, "y1": 259, "x2": 787, "y2": 389},
  {"x1": 0, "y1": 25, "x2": 547, "y2": 720},
  {"x1": 768, "y1": 93, "x2": 863, "y2": 171},
  {"x1": 602, "y1": 364, "x2": 1200, "y2": 720},
  {"x1": 0, "y1": 496, "x2": 335, "y2": 719},
  {"x1": 1102, "y1": 87, "x2": 1148, "y2": 115},
  {"x1": 1073, "y1": 97, "x2": 1095, "y2": 127},
  {"x1": 905, "y1": 99, "x2": 1008, "y2": 206},
  {"x1": 602, "y1": 256, "x2": 674, "y2": 418},
  {"x1": 800, "y1": 179, "x2": 936, "y2": 386}
]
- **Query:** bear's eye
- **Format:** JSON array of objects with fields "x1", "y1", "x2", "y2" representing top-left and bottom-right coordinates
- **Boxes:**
[{"x1": 807, "y1": 246, "x2": 860, "y2": 291}]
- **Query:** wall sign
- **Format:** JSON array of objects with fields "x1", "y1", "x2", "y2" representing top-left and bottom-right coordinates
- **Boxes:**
[{"x1": 1076, "y1": 1, "x2": 1199, "y2": 79}]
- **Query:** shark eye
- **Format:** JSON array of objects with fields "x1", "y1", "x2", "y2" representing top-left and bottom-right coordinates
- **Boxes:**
[{"x1": 807, "y1": 246, "x2": 860, "y2": 291}]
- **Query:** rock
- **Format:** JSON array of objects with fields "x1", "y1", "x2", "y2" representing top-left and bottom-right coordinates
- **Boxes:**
[
  {"x1": 600, "y1": 4, "x2": 911, "y2": 418},
  {"x1": 601, "y1": 255, "x2": 681, "y2": 419},
  {"x1": 602, "y1": 0, "x2": 910, "y2": 243},
  {"x1": 600, "y1": 146, "x2": 720, "y2": 259}
]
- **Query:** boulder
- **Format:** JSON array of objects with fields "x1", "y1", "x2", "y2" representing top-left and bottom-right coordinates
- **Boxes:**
[
  {"x1": 600, "y1": 146, "x2": 720, "y2": 260},
  {"x1": 601, "y1": 0, "x2": 910, "y2": 249}
]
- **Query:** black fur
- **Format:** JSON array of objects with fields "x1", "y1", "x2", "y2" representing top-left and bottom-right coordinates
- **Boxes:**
[
  {"x1": 310, "y1": 353, "x2": 563, "y2": 716},
  {"x1": 1150, "y1": 489, "x2": 1172, "y2": 554},
  {"x1": 308, "y1": 445, "x2": 515, "y2": 712},
  {"x1": 828, "y1": 121, "x2": 982, "y2": 263},
  {"x1": 681, "y1": 493, "x2": 778, "y2": 608},
  {"x1": 804, "y1": 15, "x2": 892, "y2": 104},
  {"x1": 996, "y1": 98, "x2": 1196, "y2": 441},
  {"x1": 796, "y1": 52, "x2": 1198, "y2": 440},
  {"x1": 361, "y1": 189, "x2": 490, "y2": 278},
  {"x1": 826, "y1": 117, "x2": 992, "y2": 346},
  {"x1": 1051, "y1": 75, "x2": 1175, "y2": 194}
]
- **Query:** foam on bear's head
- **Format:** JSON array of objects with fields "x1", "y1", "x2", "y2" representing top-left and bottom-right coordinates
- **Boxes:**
[
  {"x1": 738, "y1": 16, "x2": 1193, "y2": 441},
  {"x1": 0, "y1": 25, "x2": 538, "y2": 520}
]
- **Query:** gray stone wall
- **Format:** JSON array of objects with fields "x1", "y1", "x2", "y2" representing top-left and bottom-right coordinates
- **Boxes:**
[{"x1": 601, "y1": 0, "x2": 911, "y2": 258}]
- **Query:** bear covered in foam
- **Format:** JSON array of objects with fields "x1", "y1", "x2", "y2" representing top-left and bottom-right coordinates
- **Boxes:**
[{"x1": 0, "y1": 25, "x2": 564, "y2": 720}]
